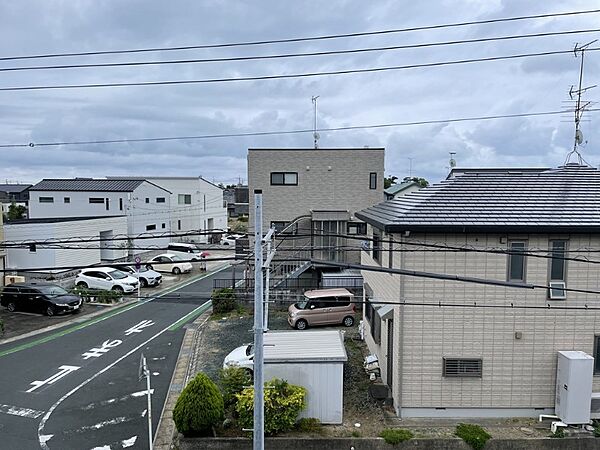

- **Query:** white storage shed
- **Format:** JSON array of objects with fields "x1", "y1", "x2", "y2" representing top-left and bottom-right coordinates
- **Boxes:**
[{"x1": 264, "y1": 330, "x2": 348, "y2": 424}]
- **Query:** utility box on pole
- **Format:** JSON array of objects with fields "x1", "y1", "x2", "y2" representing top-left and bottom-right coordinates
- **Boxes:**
[{"x1": 555, "y1": 351, "x2": 593, "y2": 425}]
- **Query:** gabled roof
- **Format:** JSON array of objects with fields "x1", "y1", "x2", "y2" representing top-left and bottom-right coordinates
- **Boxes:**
[
  {"x1": 384, "y1": 180, "x2": 420, "y2": 196},
  {"x1": 30, "y1": 179, "x2": 170, "y2": 193},
  {"x1": 356, "y1": 164, "x2": 600, "y2": 233},
  {"x1": 0, "y1": 184, "x2": 32, "y2": 193}
]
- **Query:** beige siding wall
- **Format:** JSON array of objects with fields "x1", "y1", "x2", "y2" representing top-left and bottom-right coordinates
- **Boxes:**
[{"x1": 362, "y1": 231, "x2": 600, "y2": 411}]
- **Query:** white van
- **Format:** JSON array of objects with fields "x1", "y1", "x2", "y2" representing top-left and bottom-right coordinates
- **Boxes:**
[{"x1": 167, "y1": 243, "x2": 207, "y2": 269}]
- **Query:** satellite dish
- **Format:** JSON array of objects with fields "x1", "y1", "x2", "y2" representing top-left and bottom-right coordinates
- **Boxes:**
[{"x1": 576, "y1": 129, "x2": 584, "y2": 145}]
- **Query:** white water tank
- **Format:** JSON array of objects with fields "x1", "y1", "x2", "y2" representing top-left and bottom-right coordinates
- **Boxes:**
[{"x1": 555, "y1": 351, "x2": 594, "y2": 424}]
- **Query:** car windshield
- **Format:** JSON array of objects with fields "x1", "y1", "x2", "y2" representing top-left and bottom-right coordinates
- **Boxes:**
[
  {"x1": 245, "y1": 344, "x2": 254, "y2": 356},
  {"x1": 295, "y1": 296, "x2": 310, "y2": 310},
  {"x1": 37, "y1": 285, "x2": 69, "y2": 297},
  {"x1": 170, "y1": 255, "x2": 183, "y2": 261},
  {"x1": 108, "y1": 269, "x2": 128, "y2": 279}
]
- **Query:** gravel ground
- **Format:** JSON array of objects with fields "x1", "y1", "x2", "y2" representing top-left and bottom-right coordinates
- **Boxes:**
[{"x1": 189, "y1": 307, "x2": 563, "y2": 440}]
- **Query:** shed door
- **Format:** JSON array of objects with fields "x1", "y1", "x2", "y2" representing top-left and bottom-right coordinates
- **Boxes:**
[{"x1": 387, "y1": 319, "x2": 394, "y2": 389}]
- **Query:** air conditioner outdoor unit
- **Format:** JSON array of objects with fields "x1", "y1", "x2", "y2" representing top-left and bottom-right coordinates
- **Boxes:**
[
  {"x1": 555, "y1": 351, "x2": 593, "y2": 424},
  {"x1": 549, "y1": 282, "x2": 566, "y2": 300},
  {"x1": 4, "y1": 275, "x2": 25, "y2": 285},
  {"x1": 590, "y1": 393, "x2": 600, "y2": 419}
]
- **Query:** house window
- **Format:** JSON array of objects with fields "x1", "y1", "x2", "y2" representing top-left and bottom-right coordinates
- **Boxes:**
[
  {"x1": 146, "y1": 224, "x2": 156, "y2": 231},
  {"x1": 443, "y1": 358, "x2": 483, "y2": 378},
  {"x1": 178, "y1": 194, "x2": 192, "y2": 205},
  {"x1": 39, "y1": 197, "x2": 54, "y2": 203},
  {"x1": 119, "y1": 198, "x2": 123, "y2": 211},
  {"x1": 89, "y1": 197, "x2": 104, "y2": 204},
  {"x1": 372, "y1": 229, "x2": 381, "y2": 263},
  {"x1": 347, "y1": 222, "x2": 367, "y2": 235},
  {"x1": 156, "y1": 197, "x2": 166, "y2": 203},
  {"x1": 270, "y1": 172, "x2": 298, "y2": 186},
  {"x1": 105, "y1": 198, "x2": 110, "y2": 211},
  {"x1": 178, "y1": 220, "x2": 181, "y2": 230},
  {"x1": 388, "y1": 236, "x2": 394, "y2": 269},
  {"x1": 365, "y1": 297, "x2": 381, "y2": 344},
  {"x1": 63, "y1": 197, "x2": 70, "y2": 204},
  {"x1": 369, "y1": 172, "x2": 377, "y2": 190},
  {"x1": 549, "y1": 240, "x2": 567, "y2": 299},
  {"x1": 594, "y1": 336, "x2": 600, "y2": 374},
  {"x1": 145, "y1": 198, "x2": 150, "y2": 204},
  {"x1": 507, "y1": 241, "x2": 527, "y2": 282},
  {"x1": 162, "y1": 223, "x2": 166, "y2": 229},
  {"x1": 29, "y1": 243, "x2": 37, "y2": 253},
  {"x1": 270, "y1": 221, "x2": 288, "y2": 233}
]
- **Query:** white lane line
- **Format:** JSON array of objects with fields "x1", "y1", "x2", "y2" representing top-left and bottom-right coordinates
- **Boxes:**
[
  {"x1": 0, "y1": 403, "x2": 44, "y2": 419},
  {"x1": 80, "y1": 389, "x2": 154, "y2": 410},
  {"x1": 122, "y1": 436, "x2": 137, "y2": 448},
  {"x1": 89, "y1": 435, "x2": 137, "y2": 450},
  {"x1": 90, "y1": 446, "x2": 110, "y2": 450},
  {"x1": 80, "y1": 416, "x2": 128, "y2": 432},
  {"x1": 37, "y1": 300, "x2": 212, "y2": 450}
]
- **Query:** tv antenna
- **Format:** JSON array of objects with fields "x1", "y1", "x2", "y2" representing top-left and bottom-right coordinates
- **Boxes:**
[
  {"x1": 564, "y1": 41, "x2": 596, "y2": 166},
  {"x1": 312, "y1": 95, "x2": 320, "y2": 148}
]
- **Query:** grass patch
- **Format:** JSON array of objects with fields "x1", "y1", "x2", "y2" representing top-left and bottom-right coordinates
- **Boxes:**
[
  {"x1": 295, "y1": 418, "x2": 323, "y2": 434},
  {"x1": 379, "y1": 428, "x2": 414, "y2": 445},
  {"x1": 550, "y1": 427, "x2": 566, "y2": 438},
  {"x1": 455, "y1": 423, "x2": 491, "y2": 450}
]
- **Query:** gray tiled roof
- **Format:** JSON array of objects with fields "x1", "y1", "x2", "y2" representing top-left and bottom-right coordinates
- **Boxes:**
[
  {"x1": 356, "y1": 164, "x2": 600, "y2": 233},
  {"x1": 384, "y1": 180, "x2": 419, "y2": 196},
  {"x1": 0, "y1": 184, "x2": 32, "y2": 193},
  {"x1": 30, "y1": 179, "x2": 146, "y2": 192}
]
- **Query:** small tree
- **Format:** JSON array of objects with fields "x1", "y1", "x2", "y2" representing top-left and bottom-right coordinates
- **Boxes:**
[
  {"x1": 236, "y1": 378, "x2": 306, "y2": 435},
  {"x1": 403, "y1": 176, "x2": 429, "y2": 187},
  {"x1": 7, "y1": 202, "x2": 27, "y2": 221},
  {"x1": 384, "y1": 175, "x2": 398, "y2": 189},
  {"x1": 219, "y1": 367, "x2": 252, "y2": 409},
  {"x1": 173, "y1": 372, "x2": 224, "y2": 436}
]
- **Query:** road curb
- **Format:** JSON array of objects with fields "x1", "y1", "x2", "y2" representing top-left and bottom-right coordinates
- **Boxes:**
[{"x1": 154, "y1": 308, "x2": 212, "y2": 450}]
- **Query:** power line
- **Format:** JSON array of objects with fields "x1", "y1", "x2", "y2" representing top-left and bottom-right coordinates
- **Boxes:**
[
  {"x1": 2, "y1": 28, "x2": 597, "y2": 73},
  {"x1": 1, "y1": 47, "x2": 598, "y2": 92},
  {"x1": 1, "y1": 108, "x2": 592, "y2": 149},
  {"x1": 0, "y1": 8, "x2": 597, "y2": 62}
]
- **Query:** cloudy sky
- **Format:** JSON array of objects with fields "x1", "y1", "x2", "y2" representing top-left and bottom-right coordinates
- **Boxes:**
[{"x1": 0, "y1": 0, "x2": 599, "y2": 186}]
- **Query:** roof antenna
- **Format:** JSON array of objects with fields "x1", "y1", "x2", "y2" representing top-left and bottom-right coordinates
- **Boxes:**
[
  {"x1": 312, "y1": 95, "x2": 320, "y2": 149},
  {"x1": 564, "y1": 41, "x2": 596, "y2": 166}
]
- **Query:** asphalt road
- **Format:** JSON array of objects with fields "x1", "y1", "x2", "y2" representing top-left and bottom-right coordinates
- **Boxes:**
[{"x1": 0, "y1": 266, "x2": 230, "y2": 450}]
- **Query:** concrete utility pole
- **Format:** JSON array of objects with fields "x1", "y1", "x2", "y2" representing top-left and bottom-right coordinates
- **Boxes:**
[
  {"x1": 253, "y1": 190, "x2": 265, "y2": 450},
  {"x1": 262, "y1": 227, "x2": 276, "y2": 331}
]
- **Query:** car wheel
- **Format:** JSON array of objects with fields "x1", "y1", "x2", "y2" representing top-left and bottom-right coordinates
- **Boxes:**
[
  {"x1": 76, "y1": 282, "x2": 88, "y2": 289},
  {"x1": 295, "y1": 319, "x2": 308, "y2": 330},
  {"x1": 112, "y1": 285, "x2": 124, "y2": 294},
  {"x1": 343, "y1": 316, "x2": 355, "y2": 327},
  {"x1": 139, "y1": 278, "x2": 148, "y2": 288},
  {"x1": 6, "y1": 302, "x2": 16, "y2": 312},
  {"x1": 173, "y1": 267, "x2": 181, "y2": 275},
  {"x1": 46, "y1": 306, "x2": 55, "y2": 316}
]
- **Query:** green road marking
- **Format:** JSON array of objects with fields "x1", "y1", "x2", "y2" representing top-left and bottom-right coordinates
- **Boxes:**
[
  {"x1": 0, "y1": 264, "x2": 230, "y2": 358},
  {"x1": 168, "y1": 300, "x2": 213, "y2": 331}
]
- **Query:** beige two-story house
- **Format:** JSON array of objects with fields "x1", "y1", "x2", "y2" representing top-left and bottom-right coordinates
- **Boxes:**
[
  {"x1": 356, "y1": 164, "x2": 600, "y2": 418},
  {"x1": 248, "y1": 148, "x2": 384, "y2": 268}
]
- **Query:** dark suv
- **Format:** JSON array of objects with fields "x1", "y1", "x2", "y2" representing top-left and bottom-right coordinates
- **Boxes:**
[{"x1": 0, "y1": 282, "x2": 83, "y2": 316}]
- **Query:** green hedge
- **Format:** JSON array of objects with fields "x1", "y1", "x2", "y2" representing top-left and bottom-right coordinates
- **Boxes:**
[
  {"x1": 173, "y1": 373, "x2": 224, "y2": 436},
  {"x1": 212, "y1": 288, "x2": 237, "y2": 314},
  {"x1": 72, "y1": 287, "x2": 122, "y2": 304},
  {"x1": 380, "y1": 428, "x2": 414, "y2": 445},
  {"x1": 455, "y1": 423, "x2": 491, "y2": 450}
]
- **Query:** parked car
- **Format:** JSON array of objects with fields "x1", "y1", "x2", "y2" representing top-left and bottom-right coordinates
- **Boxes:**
[
  {"x1": 220, "y1": 234, "x2": 240, "y2": 246},
  {"x1": 1, "y1": 282, "x2": 82, "y2": 316},
  {"x1": 112, "y1": 265, "x2": 162, "y2": 288},
  {"x1": 146, "y1": 253, "x2": 193, "y2": 275},
  {"x1": 287, "y1": 288, "x2": 356, "y2": 330},
  {"x1": 223, "y1": 343, "x2": 254, "y2": 372},
  {"x1": 167, "y1": 242, "x2": 209, "y2": 261},
  {"x1": 75, "y1": 267, "x2": 138, "y2": 294}
]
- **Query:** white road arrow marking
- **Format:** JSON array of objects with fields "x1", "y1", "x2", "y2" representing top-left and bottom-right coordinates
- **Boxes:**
[
  {"x1": 81, "y1": 389, "x2": 154, "y2": 410},
  {"x1": 122, "y1": 436, "x2": 137, "y2": 448},
  {"x1": 27, "y1": 365, "x2": 80, "y2": 393},
  {"x1": 39, "y1": 435, "x2": 53, "y2": 445},
  {"x1": 0, "y1": 404, "x2": 45, "y2": 419},
  {"x1": 124, "y1": 320, "x2": 154, "y2": 336},
  {"x1": 82, "y1": 339, "x2": 122, "y2": 359}
]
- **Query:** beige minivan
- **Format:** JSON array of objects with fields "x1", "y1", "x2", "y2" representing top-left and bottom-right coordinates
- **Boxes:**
[{"x1": 288, "y1": 288, "x2": 356, "y2": 330}]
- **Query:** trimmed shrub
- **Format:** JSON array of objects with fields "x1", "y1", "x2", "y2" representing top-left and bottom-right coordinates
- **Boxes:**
[
  {"x1": 212, "y1": 288, "x2": 237, "y2": 314},
  {"x1": 173, "y1": 372, "x2": 224, "y2": 436},
  {"x1": 235, "y1": 378, "x2": 306, "y2": 435},
  {"x1": 72, "y1": 287, "x2": 121, "y2": 304},
  {"x1": 455, "y1": 423, "x2": 491, "y2": 450},
  {"x1": 219, "y1": 367, "x2": 252, "y2": 409},
  {"x1": 380, "y1": 428, "x2": 414, "y2": 445}
]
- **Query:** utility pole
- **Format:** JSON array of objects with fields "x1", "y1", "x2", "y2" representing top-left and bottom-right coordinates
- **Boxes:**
[
  {"x1": 311, "y1": 95, "x2": 320, "y2": 149},
  {"x1": 262, "y1": 227, "x2": 276, "y2": 330},
  {"x1": 253, "y1": 190, "x2": 264, "y2": 450}
]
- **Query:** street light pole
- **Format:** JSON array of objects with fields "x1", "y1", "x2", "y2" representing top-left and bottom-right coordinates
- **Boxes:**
[{"x1": 253, "y1": 190, "x2": 264, "y2": 450}]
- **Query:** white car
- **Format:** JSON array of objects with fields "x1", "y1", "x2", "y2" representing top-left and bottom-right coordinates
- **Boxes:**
[
  {"x1": 146, "y1": 253, "x2": 193, "y2": 275},
  {"x1": 75, "y1": 267, "x2": 139, "y2": 293},
  {"x1": 114, "y1": 265, "x2": 162, "y2": 288},
  {"x1": 221, "y1": 234, "x2": 243, "y2": 246},
  {"x1": 167, "y1": 243, "x2": 209, "y2": 261},
  {"x1": 223, "y1": 343, "x2": 254, "y2": 372}
]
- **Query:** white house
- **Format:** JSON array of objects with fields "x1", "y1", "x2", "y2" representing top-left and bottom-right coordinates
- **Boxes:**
[
  {"x1": 28, "y1": 179, "x2": 172, "y2": 253},
  {"x1": 109, "y1": 176, "x2": 227, "y2": 243},
  {"x1": 4, "y1": 216, "x2": 128, "y2": 276}
]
